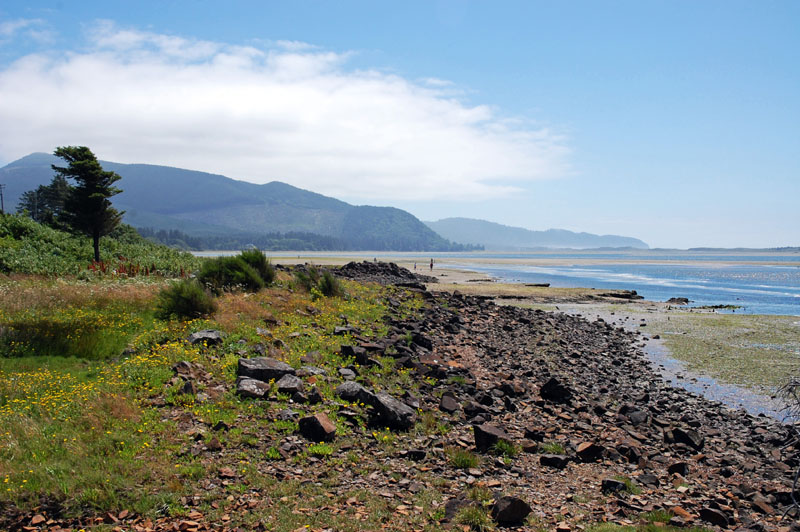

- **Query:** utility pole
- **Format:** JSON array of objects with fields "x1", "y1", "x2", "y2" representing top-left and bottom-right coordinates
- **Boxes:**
[{"x1": 0, "y1": 184, "x2": 5, "y2": 214}]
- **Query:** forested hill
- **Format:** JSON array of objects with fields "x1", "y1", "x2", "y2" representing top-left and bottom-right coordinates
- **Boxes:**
[
  {"x1": 1, "y1": 153, "x2": 472, "y2": 251},
  {"x1": 425, "y1": 217, "x2": 649, "y2": 250}
]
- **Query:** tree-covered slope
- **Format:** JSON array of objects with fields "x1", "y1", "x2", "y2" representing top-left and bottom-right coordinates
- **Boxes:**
[
  {"x1": 1, "y1": 153, "x2": 463, "y2": 251},
  {"x1": 425, "y1": 217, "x2": 649, "y2": 249}
]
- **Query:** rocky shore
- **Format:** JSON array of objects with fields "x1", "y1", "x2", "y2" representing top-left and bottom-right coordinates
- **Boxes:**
[
  {"x1": 6, "y1": 261, "x2": 798, "y2": 531},
  {"x1": 335, "y1": 262, "x2": 799, "y2": 530}
]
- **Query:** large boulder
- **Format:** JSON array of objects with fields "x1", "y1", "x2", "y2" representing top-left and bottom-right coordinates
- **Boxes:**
[
  {"x1": 371, "y1": 393, "x2": 417, "y2": 430},
  {"x1": 237, "y1": 357, "x2": 295, "y2": 382}
]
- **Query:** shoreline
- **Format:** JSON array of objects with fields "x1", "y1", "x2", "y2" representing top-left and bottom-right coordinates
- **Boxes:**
[
  {"x1": 267, "y1": 256, "x2": 798, "y2": 419},
  {"x1": 423, "y1": 265, "x2": 796, "y2": 420}
]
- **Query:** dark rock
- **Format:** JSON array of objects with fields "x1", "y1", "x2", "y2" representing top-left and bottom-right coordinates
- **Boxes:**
[
  {"x1": 335, "y1": 381, "x2": 375, "y2": 405},
  {"x1": 669, "y1": 427, "x2": 705, "y2": 451},
  {"x1": 275, "y1": 374, "x2": 304, "y2": 395},
  {"x1": 637, "y1": 473, "x2": 660, "y2": 487},
  {"x1": 298, "y1": 413, "x2": 337, "y2": 442},
  {"x1": 439, "y1": 393, "x2": 460, "y2": 414},
  {"x1": 699, "y1": 507, "x2": 730, "y2": 527},
  {"x1": 341, "y1": 344, "x2": 370, "y2": 365},
  {"x1": 601, "y1": 478, "x2": 627, "y2": 494},
  {"x1": 540, "y1": 377, "x2": 572, "y2": 403},
  {"x1": 491, "y1": 495, "x2": 532, "y2": 525},
  {"x1": 668, "y1": 462, "x2": 690, "y2": 477},
  {"x1": 235, "y1": 377, "x2": 270, "y2": 399},
  {"x1": 187, "y1": 329, "x2": 224, "y2": 346},
  {"x1": 371, "y1": 392, "x2": 417, "y2": 430},
  {"x1": 237, "y1": 357, "x2": 295, "y2": 382},
  {"x1": 540, "y1": 454, "x2": 570, "y2": 469},
  {"x1": 576, "y1": 441, "x2": 605, "y2": 462},
  {"x1": 473, "y1": 423, "x2": 512, "y2": 452}
]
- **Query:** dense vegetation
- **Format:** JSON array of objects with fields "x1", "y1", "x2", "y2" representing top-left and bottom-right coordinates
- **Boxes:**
[{"x1": 0, "y1": 214, "x2": 201, "y2": 276}]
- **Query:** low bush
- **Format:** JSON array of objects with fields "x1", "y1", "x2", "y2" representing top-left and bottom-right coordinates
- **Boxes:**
[
  {"x1": 239, "y1": 248, "x2": 275, "y2": 285},
  {"x1": 293, "y1": 266, "x2": 344, "y2": 299},
  {"x1": 155, "y1": 279, "x2": 217, "y2": 320},
  {"x1": 197, "y1": 256, "x2": 264, "y2": 294},
  {"x1": 318, "y1": 271, "x2": 344, "y2": 298},
  {"x1": 293, "y1": 265, "x2": 320, "y2": 292}
]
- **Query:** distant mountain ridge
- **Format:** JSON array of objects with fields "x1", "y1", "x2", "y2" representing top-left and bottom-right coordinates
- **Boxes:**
[
  {"x1": 425, "y1": 217, "x2": 648, "y2": 250},
  {"x1": 1, "y1": 153, "x2": 468, "y2": 251}
]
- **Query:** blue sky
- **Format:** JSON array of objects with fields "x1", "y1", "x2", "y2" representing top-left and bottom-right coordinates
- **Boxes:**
[{"x1": 0, "y1": 1, "x2": 797, "y2": 248}]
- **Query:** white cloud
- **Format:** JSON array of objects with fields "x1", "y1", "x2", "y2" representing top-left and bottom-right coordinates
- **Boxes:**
[
  {"x1": 0, "y1": 22, "x2": 568, "y2": 201},
  {"x1": 0, "y1": 18, "x2": 53, "y2": 44}
]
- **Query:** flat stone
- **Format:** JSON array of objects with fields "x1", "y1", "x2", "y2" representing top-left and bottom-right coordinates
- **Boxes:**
[
  {"x1": 235, "y1": 377, "x2": 270, "y2": 399},
  {"x1": 540, "y1": 454, "x2": 569, "y2": 469},
  {"x1": 276, "y1": 373, "x2": 304, "y2": 395},
  {"x1": 237, "y1": 357, "x2": 295, "y2": 382},
  {"x1": 187, "y1": 329, "x2": 224, "y2": 346}
]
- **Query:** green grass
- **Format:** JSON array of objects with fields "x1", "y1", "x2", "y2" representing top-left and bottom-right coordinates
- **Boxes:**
[
  {"x1": 446, "y1": 447, "x2": 481, "y2": 469},
  {"x1": 0, "y1": 274, "x2": 429, "y2": 528},
  {"x1": 491, "y1": 439, "x2": 520, "y2": 459},
  {"x1": 540, "y1": 441, "x2": 565, "y2": 454},
  {"x1": 307, "y1": 442, "x2": 334, "y2": 457},
  {"x1": 612, "y1": 475, "x2": 642, "y2": 495},
  {"x1": 454, "y1": 505, "x2": 494, "y2": 531}
]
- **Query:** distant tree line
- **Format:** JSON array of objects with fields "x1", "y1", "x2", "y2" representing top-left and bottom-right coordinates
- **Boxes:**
[
  {"x1": 136, "y1": 227, "x2": 482, "y2": 252},
  {"x1": 136, "y1": 227, "x2": 346, "y2": 251}
]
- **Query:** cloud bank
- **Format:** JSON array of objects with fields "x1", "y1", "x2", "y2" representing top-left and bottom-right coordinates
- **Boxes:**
[{"x1": 0, "y1": 22, "x2": 568, "y2": 201}]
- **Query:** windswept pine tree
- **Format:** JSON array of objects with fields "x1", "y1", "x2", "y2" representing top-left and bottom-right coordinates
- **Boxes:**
[{"x1": 52, "y1": 146, "x2": 124, "y2": 262}]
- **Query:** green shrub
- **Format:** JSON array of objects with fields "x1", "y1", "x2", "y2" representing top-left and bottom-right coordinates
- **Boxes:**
[
  {"x1": 539, "y1": 441, "x2": 565, "y2": 454},
  {"x1": 293, "y1": 265, "x2": 320, "y2": 292},
  {"x1": 197, "y1": 256, "x2": 264, "y2": 294},
  {"x1": 318, "y1": 271, "x2": 344, "y2": 297},
  {"x1": 239, "y1": 248, "x2": 275, "y2": 285},
  {"x1": 155, "y1": 279, "x2": 217, "y2": 320}
]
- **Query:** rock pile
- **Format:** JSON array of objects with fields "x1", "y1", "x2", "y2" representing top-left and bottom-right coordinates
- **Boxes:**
[{"x1": 335, "y1": 260, "x2": 437, "y2": 285}]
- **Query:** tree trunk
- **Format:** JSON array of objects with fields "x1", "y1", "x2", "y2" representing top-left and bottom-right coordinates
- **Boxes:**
[{"x1": 93, "y1": 232, "x2": 100, "y2": 262}]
